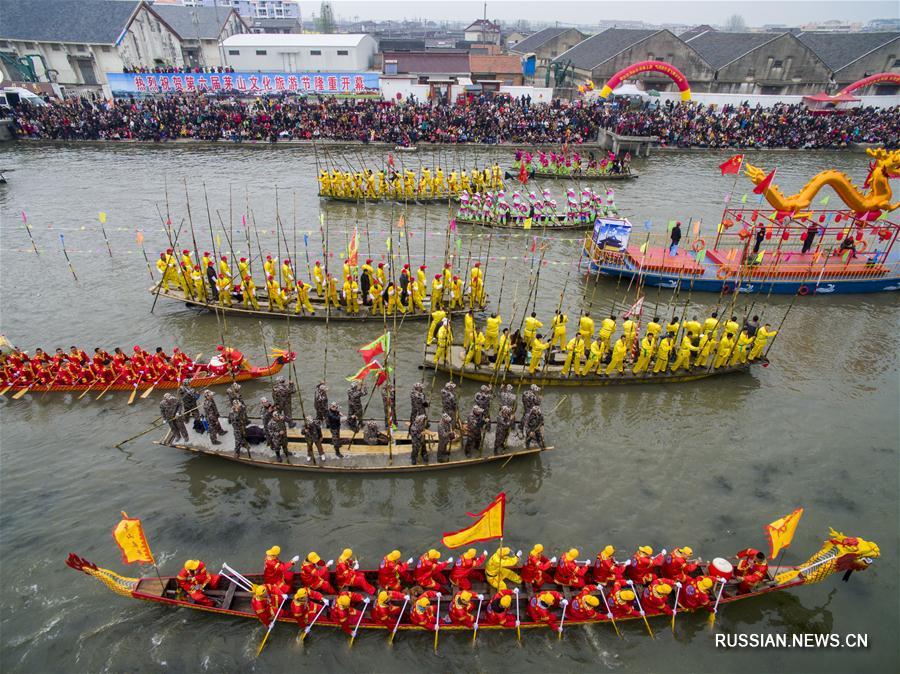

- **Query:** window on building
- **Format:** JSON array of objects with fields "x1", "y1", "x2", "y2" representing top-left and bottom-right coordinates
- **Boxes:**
[
  {"x1": 51, "y1": 44, "x2": 62, "y2": 51},
  {"x1": 310, "y1": 50, "x2": 322, "y2": 55},
  {"x1": 893, "y1": 58, "x2": 900, "y2": 67},
  {"x1": 76, "y1": 45, "x2": 86, "y2": 52},
  {"x1": 76, "y1": 59, "x2": 98, "y2": 85},
  {"x1": 772, "y1": 60, "x2": 783, "y2": 68},
  {"x1": 337, "y1": 50, "x2": 348, "y2": 55},
  {"x1": 228, "y1": 49, "x2": 239, "y2": 55},
  {"x1": 100, "y1": 45, "x2": 111, "y2": 52},
  {"x1": 256, "y1": 49, "x2": 267, "y2": 55}
]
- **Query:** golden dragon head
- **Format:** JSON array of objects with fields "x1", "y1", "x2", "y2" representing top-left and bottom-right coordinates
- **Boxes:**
[
  {"x1": 774, "y1": 528, "x2": 880, "y2": 585},
  {"x1": 827, "y1": 527, "x2": 881, "y2": 562},
  {"x1": 866, "y1": 148, "x2": 900, "y2": 179}
]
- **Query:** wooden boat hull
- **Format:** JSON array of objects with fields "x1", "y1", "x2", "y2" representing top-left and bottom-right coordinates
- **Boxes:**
[
  {"x1": 319, "y1": 193, "x2": 460, "y2": 205},
  {"x1": 150, "y1": 287, "x2": 486, "y2": 322},
  {"x1": 422, "y1": 345, "x2": 763, "y2": 386}
]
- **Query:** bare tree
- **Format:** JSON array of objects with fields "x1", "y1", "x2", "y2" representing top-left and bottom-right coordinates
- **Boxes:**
[{"x1": 724, "y1": 14, "x2": 747, "y2": 31}]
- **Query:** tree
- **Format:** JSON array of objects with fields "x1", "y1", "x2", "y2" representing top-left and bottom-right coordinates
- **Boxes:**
[
  {"x1": 317, "y1": 1, "x2": 335, "y2": 33},
  {"x1": 724, "y1": 14, "x2": 747, "y2": 31}
]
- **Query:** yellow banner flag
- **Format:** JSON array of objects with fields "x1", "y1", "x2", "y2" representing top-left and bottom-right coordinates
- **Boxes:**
[
  {"x1": 442, "y1": 493, "x2": 505, "y2": 549},
  {"x1": 766, "y1": 507, "x2": 804, "y2": 559},
  {"x1": 523, "y1": 218, "x2": 532, "y2": 230},
  {"x1": 98, "y1": 212, "x2": 107, "y2": 224},
  {"x1": 113, "y1": 511, "x2": 155, "y2": 565}
]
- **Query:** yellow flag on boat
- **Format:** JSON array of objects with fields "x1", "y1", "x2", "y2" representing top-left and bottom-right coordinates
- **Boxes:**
[
  {"x1": 98, "y1": 212, "x2": 107, "y2": 224},
  {"x1": 523, "y1": 218, "x2": 532, "y2": 230},
  {"x1": 639, "y1": 241, "x2": 649, "y2": 254},
  {"x1": 765, "y1": 507, "x2": 804, "y2": 559},
  {"x1": 113, "y1": 512, "x2": 155, "y2": 565},
  {"x1": 442, "y1": 493, "x2": 505, "y2": 548}
]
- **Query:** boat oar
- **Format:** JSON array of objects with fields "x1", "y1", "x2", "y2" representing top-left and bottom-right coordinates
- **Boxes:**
[
  {"x1": 77, "y1": 376, "x2": 102, "y2": 400},
  {"x1": 556, "y1": 598, "x2": 569, "y2": 640},
  {"x1": 597, "y1": 585, "x2": 621, "y2": 638},
  {"x1": 0, "y1": 375, "x2": 24, "y2": 397},
  {"x1": 141, "y1": 354, "x2": 201, "y2": 400},
  {"x1": 348, "y1": 597, "x2": 371, "y2": 648},
  {"x1": 127, "y1": 381, "x2": 141, "y2": 405},
  {"x1": 96, "y1": 372, "x2": 125, "y2": 400},
  {"x1": 433, "y1": 592, "x2": 442, "y2": 653},
  {"x1": 12, "y1": 380, "x2": 38, "y2": 400},
  {"x1": 219, "y1": 565, "x2": 253, "y2": 591},
  {"x1": 256, "y1": 593, "x2": 289, "y2": 657},
  {"x1": 626, "y1": 580, "x2": 654, "y2": 638},
  {"x1": 471, "y1": 593, "x2": 485, "y2": 645},
  {"x1": 671, "y1": 581, "x2": 682, "y2": 633},
  {"x1": 513, "y1": 586, "x2": 521, "y2": 642},
  {"x1": 388, "y1": 595, "x2": 410, "y2": 645},
  {"x1": 300, "y1": 599, "x2": 329, "y2": 644},
  {"x1": 708, "y1": 577, "x2": 727, "y2": 627}
]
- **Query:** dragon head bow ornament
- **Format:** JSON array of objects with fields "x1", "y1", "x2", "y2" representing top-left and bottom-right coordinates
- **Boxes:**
[{"x1": 774, "y1": 528, "x2": 880, "y2": 585}]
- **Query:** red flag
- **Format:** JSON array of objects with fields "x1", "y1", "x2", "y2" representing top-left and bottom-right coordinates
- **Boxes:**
[
  {"x1": 518, "y1": 161, "x2": 529, "y2": 186},
  {"x1": 387, "y1": 153, "x2": 395, "y2": 168},
  {"x1": 358, "y1": 332, "x2": 390, "y2": 364},
  {"x1": 753, "y1": 168, "x2": 777, "y2": 195},
  {"x1": 347, "y1": 229, "x2": 359, "y2": 267},
  {"x1": 719, "y1": 154, "x2": 744, "y2": 175},
  {"x1": 623, "y1": 296, "x2": 644, "y2": 319}
]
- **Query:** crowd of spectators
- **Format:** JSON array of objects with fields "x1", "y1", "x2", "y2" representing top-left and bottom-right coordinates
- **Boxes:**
[{"x1": 11, "y1": 94, "x2": 898, "y2": 149}]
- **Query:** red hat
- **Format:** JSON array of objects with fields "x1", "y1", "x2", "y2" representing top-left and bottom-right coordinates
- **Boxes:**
[
  {"x1": 419, "y1": 265, "x2": 426, "y2": 270},
  {"x1": 206, "y1": 259, "x2": 213, "y2": 266},
  {"x1": 240, "y1": 257, "x2": 246, "y2": 262},
  {"x1": 378, "y1": 262, "x2": 385, "y2": 268},
  {"x1": 221, "y1": 255, "x2": 227, "y2": 261},
  {"x1": 267, "y1": 274, "x2": 274, "y2": 280},
  {"x1": 266, "y1": 255, "x2": 272, "y2": 260},
  {"x1": 194, "y1": 265, "x2": 200, "y2": 270},
  {"x1": 133, "y1": 346, "x2": 140, "y2": 352},
  {"x1": 403, "y1": 263, "x2": 409, "y2": 269},
  {"x1": 474, "y1": 262, "x2": 481, "y2": 267},
  {"x1": 435, "y1": 274, "x2": 441, "y2": 279},
  {"x1": 233, "y1": 284, "x2": 242, "y2": 290},
  {"x1": 217, "y1": 346, "x2": 224, "y2": 351},
  {"x1": 453, "y1": 275, "x2": 459, "y2": 281},
  {"x1": 166, "y1": 248, "x2": 173, "y2": 254},
  {"x1": 366, "y1": 258, "x2": 372, "y2": 264},
  {"x1": 315, "y1": 260, "x2": 321, "y2": 265},
  {"x1": 182, "y1": 249, "x2": 189, "y2": 255},
  {"x1": 204, "y1": 251, "x2": 210, "y2": 256},
  {"x1": 444, "y1": 262, "x2": 451, "y2": 268},
  {"x1": 344, "y1": 258, "x2": 349, "y2": 264},
  {"x1": 173, "y1": 347, "x2": 180, "y2": 353},
  {"x1": 285, "y1": 259, "x2": 291, "y2": 264},
  {"x1": 159, "y1": 253, "x2": 166, "y2": 259}
]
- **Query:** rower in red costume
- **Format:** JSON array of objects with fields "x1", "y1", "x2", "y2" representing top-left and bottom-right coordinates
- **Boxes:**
[
  {"x1": 659, "y1": 546, "x2": 698, "y2": 583},
  {"x1": 592, "y1": 545, "x2": 624, "y2": 584},
  {"x1": 335, "y1": 548, "x2": 376, "y2": 595},
  {"x1": 175, "y1": 559, "x2": 220, "y2": 607},
  {"x1": 482, "y1": 589, "x2": 516, "y2": 627},
  {"x1": 607, "y1": 582, "x2": 637, "y2": 618},
  {"x1": 378, "y1": 550, "x2": 409, "y2": 590},
  {"x1": 414, "y1": 549, "x2": 449, "y2": 591},
  {"x1": 678, "y1": 576, "x2": 715, "y2": 613},
  {"x1": 68, "y1": 346, "x2": 89, "y2": 366},
  {"x1": 217, "y1": 345, "x2": 249, "y2": 372},
  {"x1": 735, "y1": 548, "x2": 769, "y2": 593},
  {"x1": 554, "y1": 548, "x2": 587, "y2": 588},
  {"x1": 263, "y1": 545, "x2": 297, "y2": 594},
  {"x1": 567, "y1": 585, "x2": 602, "y2": 621},
  {"x1": 625, "y1": 546, "x2": 658, "y2": 585},
  {"x1": 448, "y1": 548, "x2": 486, "y2": 590},
  {"x1": 448, "y1": 590, "x2": 479, "y2": 627},
  {"x1": 290, "y1": 588, "x2": 326, "y2": 629},
  {"x1": 112, "y1": 348, "x2": 130, "y2": 369},
  {"x1": 30, "y1": 349, "x2": 50, "y2": 365},
  {"x1": 410, "y1": 591, "x2": 440, "y2": 630},
  {"x1": 527, "y1": 591, "x2": 564, "y2": 631},
  {"x1": 251, "y1": 584, "x2": 280, "y2": 625},
  {"x1": 132, "y1": 346, "x2": 149, "y2": 369},
  {"x1": 521, "y1": 544, "x2": 552, "y2": 589},
  {"x1": 641, "y1": 578, "x2": 675, "y2": 616},
  {"x1": 56, "y1": 359, "x2": 84, "y2": 385},
  {"x1": 371, "y1": 590, "x2": 406, "y2": 625},
  {"x1": 300, "y1": 552, "x2": 336, "y2": 594},
  {"x1": 329, "y1": 592, "x2": 366, "y2": 635},
  {"x1": 92, "y1": 348, "x2": 111, "y2": 368}
]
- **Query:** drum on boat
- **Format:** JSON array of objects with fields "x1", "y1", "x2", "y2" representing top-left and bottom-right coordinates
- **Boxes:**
[{"x1": 709, "y1": 557, "x2": 734, "y2": 581}]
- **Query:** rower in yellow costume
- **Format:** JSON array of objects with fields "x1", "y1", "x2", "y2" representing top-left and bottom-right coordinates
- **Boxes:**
[
  {"x1": 216, "y1": 274, "x2": 232, "y2": 306},
  {"x1": 434, "y1": 320, "x2": 452, "y2": 365},
  {"x1": 431, "y1": 275, "x2": 444, "y2": 309},
  {"x1": 463, "y1": 311, "x2": 475, "y2": 350},
  {"x1": 579, "y1": 312, "x2": 595, "y2": 343},
  {"x1": 494, "y1": 329, "x2": 511, "y2": 371},
  {"x1": 562, "y1": 334, "x2": 585, "y2": 375},
  {"x1": 730, "y1": 330, "x2": 753, "y2": 365},
  {"x1": 485, "y1": 547, "x2": 521, "y2": 590},
  {"x1": 670, "y1": 333, "x2": 699, "y2": 372},
  {"x1": 484, "y1": 314, "x2": 502, "y2": 351},
  {"x1": 714, "y1": 333, "x2": 735, "y2": 368},
  {"x1": 550, "y1": 311, "x2": 568, "y2": 349},
  {"x1": 324, "y1": 274, "x2": 340, "y2": 309},
  {"x1": 266, "y1": 275, "x2": 284, "y2": 310},
  {"x1": 598, "y1": 315, "x2": 617, "y2": 359},
  {"x1": 243, "y1": 275, "x2": 260, "y2": 310},
  {"x1": 605, "y1": 335, "x2": 629, "y2": 375},
  {"x1": 523, "y1": 313, "x2": 542, "y2": 347},
  {"x1": 312, "y1": 262, "x2": 325, "y2": 296},
  {"x1": 528, "y1": 334, "x2": 549, "y2": 373},
  {"x1": 295, "y1": 280, "x2": 314, "y2": 315},
  {"x1": 632, "y1": 334, "x2": 655, "y2": 374},
  {"x1": 463, "y1": 330, "x2": 485, "y2": 367},
  {"x1": 427, "y1": 309, "x2": 446, "y2": 345},
  {"x1": 749, "y1": 324, "x2": 777, "y2": 360},
  {"x1": 652, "y1": 335, "x2": 674, "y2": 373},
  {"x1": 582, "y1": 338, "x2": 603, "y2": 376}
]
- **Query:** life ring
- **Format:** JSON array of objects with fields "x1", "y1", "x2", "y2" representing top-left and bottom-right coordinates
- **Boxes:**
[
  {"x1": 716, "y1": 266, "x2": 733, "y2": 280},
  {"x1": 856, "y1": 239, "x2": 868, "y2": 253},
  {"x1": 798, "y1": 285, "x2": 810, "y2": 295},
  {"x1": 692, "y1": 238, "x2": 706, "y2": 252}
]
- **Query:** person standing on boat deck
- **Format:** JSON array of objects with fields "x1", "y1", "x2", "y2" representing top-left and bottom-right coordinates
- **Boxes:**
[
  {"x1": 226, "y1": 381, "x2": 243, "y2": 405},
  {"x1": 178, "y1": 382, "x2": 201, "y2": 426},
  {"x1": 201, "y1": 390, "x2": 227, "y2": 445},
  {"x1": 463, "y1": 405, "x2": 487, "y2": 456},
  {"x1": 499, "y1": 384, "x2": 516, "y2": 415},
  {"x1": 347, "y1": 380, "x2": 366, "y2": 427},
  {"x1": 303, "y1": 416, "x2": 326, "y2": 462},
  {"x1": 381, "y1": 381, "x2": 396, "y2": 430},
  {"x1": 363, "y1": 420, "x2": 388, "y2": 445},
  {"x1": 493, "y1": 405, "x2": 514, "y2": 454},
  {"x1": 523, "y1": 405, "x2": 546, "y2": 449},
  {"x1": 474, "y1": 384, "x2": 493, "y2": 416},
  {"x1": 437, "y1": 413, "x2": 455, "y2": 462},
  {"x1": 272, "y1": 376, "x2": 297, "y2": 428},
  {"x1": 160, "y1": 393, "x2": 188, "y2": 445},
  {"x1": 409, "y1": 382, "x2": 428, "y2": 425},
  {"x1": 801, "y1": 223, "x2": 818, "y2": 254},
  {"x1": 314, "y1": 382, "x2": 328, "y2": 422},
  {"x1": 743, "y1": 315, "x2": 760, "y2": 338},
  {"x1": 669, "y1": 221, "x2": 682, "y2": 256},
  {"x1": 228, "y1": 400, "x2": 250, "y2": 457},
  {"x1": 752, "y1": 225, "x2": 766, "y2": 255},
  {"x1": 326, "y1": 403, "x2": 344, "y2": 458},
  {"x1": 260, "y1": 397, "x2": 276, "y2": 446},
  {"x1": 520, "y1": 384, "x2": 541, "y2": 432},
  {"x1": 441, "y1": 381, "x2": 460, "y2": 432},
  {"x1": 410, "y1": 413, "x2": 429, "y2": 465},
  {"x1": 267, "y1": 410, "x2": 290, "y2": 462}
]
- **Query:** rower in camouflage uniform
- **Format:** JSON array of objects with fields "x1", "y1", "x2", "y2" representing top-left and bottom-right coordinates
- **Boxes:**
[
  {"x1": 314, "y1": 382, "x2": 328, "y2": 422},
  {"x1": 409, "y1": 382, "x2": 429, "y2": 425},
  {"x1": 381, "y1": 381, "x2": 396, "y2": 430},
  {"x1": 272, "y1": 376, "x2": 297, "y2": 428},
  {"x1": 303, "y1": 415, "x2": 326, "y2": 462},
  {"x1": 228, "y1": 400, "x2": 250, "y2": 457},
  {"x1": 260, "y1": 397, "x2": 276, "y2": 448},
  {"x1": 267, "y1": 410, "x2": 290, "y2": 462},
  {"x1": 523, "y1": 405, "x2": 546, "y2": 450},
  {"x1": 179, "y1": 382, "x2": 201, "y2": 426},
  {"x1": 160, "y1": 392, "x2": 188, "y2": 445},
  {"x1": 364, "y1": 420, "x2": 388, "y2": 445},
  {"x1": 437, "y1": 413, "x2": 455, "y2": 463},
  {"x1": 463, "y1": 405, "x2": 486, "y2": 456},
  {"x1": 493, "y1": 405, "x2": 513, "y2": 455},
  {"x1": 499, "y1": 384, "x2": 516, "y2": 416},
  {"x1": 409, "y1": 413, "x2": 429, "y2": 465},
  {"x1": 519, "y1": 384, "x2": 541, "y2": 432},
  {"x1": 347, "y1": 380, "x2": 366, "y2": 431},
  {"x1": 326, "y1": 402, "x2": 343, "y2": 457},
  {"x1": 201, "y1": 390, "x2": 227, "y2": 445},
  {"x1": 226, "y1": 381, "x2": 243, "y2": 406},
  {"x1": 441, "y1": 381, "x2": 460, "y2": 433},
  {"x1": 474, "y1": 385, "x2": 492, "y2": 414}
]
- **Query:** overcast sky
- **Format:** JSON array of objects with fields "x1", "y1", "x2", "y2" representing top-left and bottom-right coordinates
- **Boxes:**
[{"x1": 295, "y1": 0, "x2": 898, "y2": 26}]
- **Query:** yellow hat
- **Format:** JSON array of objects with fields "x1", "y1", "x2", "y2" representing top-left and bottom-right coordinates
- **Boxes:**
[
  {"x1": 567, "y1": 548, "x2": 579, "y2": 559},
  {"x1": 539, "y1": 592, "x2": 555, "y2": 605},
  {"x1": 337, "y1": 595, "x2": 351, "y2": 608},
  {"x1": 416, "y1": 596, "x2": 430, "y2": 607},
  {"x1": 620, "y1": 589, "x2": 635, "y2": 601},
  {"x1": 698, "y1": 577, "x2": 714, "y2": 592},
  {"x1": 428, "y1": 549, "x2": 440, "y2": 560},
  {"x1": 499, "y1": 595, "x2": 512, "y2": 609},
  {"x1": 459, "y1": 591, "x2": 472, "y2": 602},
  {"x1": 654, "y1": 583, "x2": 673, "y2": 596},
  {"x1": 377, "y1": 591, "x2": 389, "y2": 605},
  {"x1": 638, "y1": 546, "x2": 653, "y2": 556},
  {"x1": 584, "y1": 595, "x2": 600, "y2": 608},
  {"x1": 252, "y1": 584, "x2": 267, "y2": 597},
  {"x1": 530, "y1": 544, "x2": 544, "y2": 556},
  {"x1": 339, "y1": 548, "x2": 353, "y2": 562},
  {"x1": 184, "y1": 559, "x2": 200, "y2": 571},
  {"x1": 307, "y1": 552, "x2": 320, "y2": 564},
  {"x1": 266, "y1": 545, "x2": 281, "y2": 556},
  {"x1": 601, "y1": 545, "x2": 615, "y2": 559},
  {"x1": 294, "y1": 588, "x2": 308, "y2": 601},
  {"x1": 677, "y1": 546, "x2": 693, "y2": 557},
  {"x1": 464, "y1": 548, "x2": 477, "y2": 560},
  {"x1": 387, "y1": 550, "x2": 401, "y2": 562}
]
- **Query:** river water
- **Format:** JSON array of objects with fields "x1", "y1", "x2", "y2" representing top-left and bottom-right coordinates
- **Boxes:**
[{"x1": 0, "y1": 142, "x2": 897, "y2": 673}]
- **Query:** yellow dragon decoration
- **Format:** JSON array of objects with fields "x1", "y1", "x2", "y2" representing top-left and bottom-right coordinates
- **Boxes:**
[
  {"x1": 745, "y1": 148, "x2": 900, "y2": 213},
  {"x1": 774, "y1": 528, "x2": 880, "y2": 585}
]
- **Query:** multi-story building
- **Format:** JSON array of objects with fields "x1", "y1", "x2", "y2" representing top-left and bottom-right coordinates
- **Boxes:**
[{"x1": 181, "y1": 0, "x2": 300, "y2": 20}]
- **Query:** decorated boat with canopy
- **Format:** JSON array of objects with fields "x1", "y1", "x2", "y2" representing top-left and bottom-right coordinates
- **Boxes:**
[{"x1": 511, "y1": 149, "x2": 638, "y2": 181}]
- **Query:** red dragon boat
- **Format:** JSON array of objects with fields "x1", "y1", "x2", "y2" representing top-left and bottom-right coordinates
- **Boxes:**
[{"x1": 66, "y1": 529, "x2": 877, "y2": 640}]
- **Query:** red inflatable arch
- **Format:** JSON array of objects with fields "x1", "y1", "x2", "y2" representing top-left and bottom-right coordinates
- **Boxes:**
[
  {"x1": 598, "y1": 60, "x2": 692, "y2": 101},
  {"x1": 838, "y1": 73, "x2": 900, "y2": 95}
]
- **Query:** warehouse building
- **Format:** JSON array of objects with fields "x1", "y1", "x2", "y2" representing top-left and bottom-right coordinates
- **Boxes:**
[{"x1": 221, "y1": 33, "x2": 377, "y2": 72}]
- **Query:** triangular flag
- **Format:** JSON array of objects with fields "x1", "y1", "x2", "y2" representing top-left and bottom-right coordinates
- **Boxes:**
[
  {"x1": 753, "y1": 168, "x2": 777, "y2": 195},
  {"x1": 819, "y1": 195, "x2": 830, "y2": 206},
  {"x1": 639, "y1": 241, "x2": 649, "y2": 254},
  {"x1": 98, "y1": 212, "x2": 107, "y2": 224},
  {"x1": 741, "y1": 194, "x2": 748, "y2": 204},
  {"x1": 765, "y1": 508, "x2": 804, "y2": 558},
  {"x1": 359, "y1": 332, "x2": 390, "y2": 364},
  {"x1": 442, "y1": 493, "x2": 506, "y2": 548}
]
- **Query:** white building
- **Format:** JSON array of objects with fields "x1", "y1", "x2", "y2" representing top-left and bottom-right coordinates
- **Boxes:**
[
  {"x1": 464, "y1": 19, "x2": 501, "y2": 45},
  {"x1": 221, "y1": 33, "x2": 376, "y2": 72}
]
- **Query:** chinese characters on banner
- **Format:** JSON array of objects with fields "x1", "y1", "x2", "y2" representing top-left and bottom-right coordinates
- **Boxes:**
[{"x1": 107, "y1": 72, "x2": 380, "y2": 97}]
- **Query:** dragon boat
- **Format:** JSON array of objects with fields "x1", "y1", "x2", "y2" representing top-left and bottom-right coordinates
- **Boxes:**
[
  {"x1": 65, "y1": 529, "x2": 878, "y2": 638},
  {"x1": 156, "y1": 418, "x2": 550, "y2": 474},
  {"x1": 508, "y1": 167, "x2": 638, "y2": 182},
  {"x1": 421, "y1": 344, "x2": 764, "y2": 387},
  {"x1": 316, "y1": 192, "x2": 463, "y2": 205},
  {"x1": 150, "y1": 287, "x2": 487, "y2": 322},
  {"x1": 454, "y1": 213, "x2": 598, "y2": 230},
  {"x1": 456, "y1": 187, "x2": 619, "y2": 230},
  {"x1": 584, "y1": 149, "x2": 900, "y2": 295}
]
